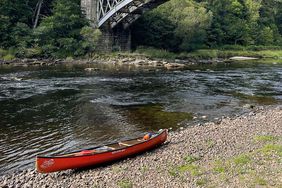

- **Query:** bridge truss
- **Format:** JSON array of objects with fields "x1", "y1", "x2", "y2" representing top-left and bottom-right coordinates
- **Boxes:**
[{"x1": 97, "y1": 0, "x2": 167, "y2": 28}]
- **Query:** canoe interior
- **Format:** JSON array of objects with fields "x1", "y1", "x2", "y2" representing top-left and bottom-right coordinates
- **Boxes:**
[{"x1": 49, "y1": 133, "x2": 159, "y2": 158}]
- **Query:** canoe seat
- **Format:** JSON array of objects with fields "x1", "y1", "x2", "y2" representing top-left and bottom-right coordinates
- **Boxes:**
[
  {"x1": 95, "y1": 146, "x2": 115, "y2": 151},
  {"x1": 105, "y1": 146, "x2": 116, "y2": 150},
  {"x1": 118, "y1": 142, "x2": 132, "y2": 147}
]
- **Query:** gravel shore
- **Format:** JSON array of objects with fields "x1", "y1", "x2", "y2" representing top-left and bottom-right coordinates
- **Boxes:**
[{"x1": 1, "y1": 106, "x2": 281, "y2": 188}]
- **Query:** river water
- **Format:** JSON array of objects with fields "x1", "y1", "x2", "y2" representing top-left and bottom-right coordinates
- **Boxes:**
[{"x1": 0, "y1": 61, "x2": 281, "y2": 175}]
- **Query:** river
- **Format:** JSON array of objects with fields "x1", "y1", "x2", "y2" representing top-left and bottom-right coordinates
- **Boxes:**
[{"x1": 0, "y1": 61, "x2": 281, "y2": 175}]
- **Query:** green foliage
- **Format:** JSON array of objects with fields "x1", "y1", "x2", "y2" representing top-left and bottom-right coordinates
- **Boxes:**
[
  {"x1": 178, "y1": 164, "x2": 202, "y2": 176},
  {"x1": 34, "y1": 0, "x2": 89, "y2": 58},
  {"x1": 3, "y1": 54, "x2": 15, "y2": 61},
  {"x1": 233, "y1": 154, "x2": 252, "y2": 165},
  {"x1": 133, "y1": 0, "x2": 282, "y2": 52},
  {"x1": 0, "y1": 0, "x2": 282, "y2": 57},
  {"x1": 117, "y1": 180, "x2": 133, "y2": 188},
  {"x1": 132, "y1": 0, "x2": 212, "y2": 51},
  {"x1": 184, "y1": 155, "x2": 201, "y2": 164},
  {"x1": 257, "y1": 27, "x2": 274, "y2": 45},
  {"x1": 213, "y1": 160, "x2": 227, "y2": 174},
  {"x1": 135, "y1": 47, "x2": 177, "y2": 59},
  {"x1": 0, "y1": 0, "x2": 33, "y2": 48},
  {"x1": 254, "y1": 135, "x2": 279, "y2": 142},
  {"x1": 0, "y1": 49, "x2": 8, "y2": 58},
  {"x1": 259, "y1": 144, "x2": 282, "y2": 156},
  {"x1": 207, "y1": 0, "x2": 260, "y2": 46},
  {"x1": 24, "y1": 47, "x2": 43, "y2": 58},
  {"x1": 132, "y1": 12, "x2": 177, "y2": 50},
  {"x1": 254, "y1": 177, "x2": 268, "y2": 186},
  {"x1": 196, "y1": 178, "x2": 208, "y2": 186},
  {"x1": 80, "y1": 27, "x2": 102, "y2": 56}
]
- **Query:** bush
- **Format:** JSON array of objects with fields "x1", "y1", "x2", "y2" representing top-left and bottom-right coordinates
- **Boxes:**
[
  {"x1": 3, "y1": 54, "x2": 15, "y2": 60},
  {"x1": 246, "y1": 45, "x2": 282, "y2": 51},
  {"x1": 135, "y1": 46, "x2": 176, "y2": 59},
  {"x1": 0, "y1": 49, "x2": 8, "y2": 58},
  {"x1": 219, "y1": 45, "x2": 247, "y2": 51},
  {"x1": 25, "y1": 47, "x2": 43, "y2": 58}
]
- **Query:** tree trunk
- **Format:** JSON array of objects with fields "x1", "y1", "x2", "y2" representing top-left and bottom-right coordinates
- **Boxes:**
[{"x1": 33, "y1": 0, "x2": 43, "y2": 29}]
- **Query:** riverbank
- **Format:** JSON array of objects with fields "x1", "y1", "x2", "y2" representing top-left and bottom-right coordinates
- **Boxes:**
[
  {"x1": 1, "y1": 106, "x2": 281, "y2": 187},
  {"x1": 1, "y1": 48, "x2": 282, "y2": 71},
  {"x1": 134, "y1": 47, "x2": 282, "y2": 60}
]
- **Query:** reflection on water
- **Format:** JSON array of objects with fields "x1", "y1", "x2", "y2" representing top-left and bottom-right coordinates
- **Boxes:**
[{"x1": 0, "y1": 62, "x2": 281, "y2": 174}]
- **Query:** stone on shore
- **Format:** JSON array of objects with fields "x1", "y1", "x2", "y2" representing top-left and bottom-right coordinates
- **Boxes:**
[{"x1": 229, "y1": 56, "x2": 259, "y2": 61}]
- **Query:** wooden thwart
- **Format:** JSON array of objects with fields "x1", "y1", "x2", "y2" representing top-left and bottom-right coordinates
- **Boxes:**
[{"x1": 118, "y1": 142, "x2": 132, "y2": 146}]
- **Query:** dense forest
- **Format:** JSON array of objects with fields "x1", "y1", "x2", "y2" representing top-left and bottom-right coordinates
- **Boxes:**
[
  {"x1": 132, "y1": 0, "x2": 282, "y2": 51},
  {"x1": 0, "y1": 0, "x2": 282, "y2": 59}
]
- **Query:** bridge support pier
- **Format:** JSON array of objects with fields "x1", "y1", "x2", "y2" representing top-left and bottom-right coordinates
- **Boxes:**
[
  {"x1": 97, "y1": 26, "x2": 131, "y2": 52},
  {"x1": 112, "y1": 25, "x2": 132, "y2": 52},
  {"x1": 81, "y1": 0, "x2": 131, "y2": 52}
]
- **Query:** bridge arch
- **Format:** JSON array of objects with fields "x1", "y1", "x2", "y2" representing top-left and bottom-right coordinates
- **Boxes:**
[
  {"x1": 82, "y1": 0, "x2": 167, "y2": 29},
  {"x1": 81, "y1": 0, "x2": 167, "y2": 50}
]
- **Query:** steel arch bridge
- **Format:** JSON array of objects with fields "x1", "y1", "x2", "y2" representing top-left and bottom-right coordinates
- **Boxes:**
[
  {"x1": 82, "y1": 0, "x2": 167, "y2": 29},
  {"x1": 81, "y1": 0, "x2": 167, "y2": 51}
]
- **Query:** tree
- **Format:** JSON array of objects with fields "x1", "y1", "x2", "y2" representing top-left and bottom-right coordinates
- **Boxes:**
[
  {"x1": 34, "y1": 0, "x2": 89, "y2": 57},
  {"x1": 206, "y1": 0, "x2": 261, "y2": 46},
  {"x1": 132, "y1": 0, "x2": 212, "y2": 51},
  {"x1": 80, "y1": 26, "x2": 102, "y2": 56},
  {"x1": 258, "y1": 0, "x2": 282, "y2": 44},
  {"x1": 33, "y1": 0, "x2": 44, "y2": 28},
  {"x1": 174, "y1": 5, "x2": 212, "y2": 51},
  {"x1": 0, "y1": 0, "x2": 33, "y2": 48},
  {"x1": 131, "y1": 12, "x2": 178, "y2": 51},
  {"x1": 256, "y1": 26, "x2": 274, "y2": 45}
]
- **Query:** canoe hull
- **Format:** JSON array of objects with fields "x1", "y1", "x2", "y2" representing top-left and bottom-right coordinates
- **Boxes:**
[{"x1": 36, "y1": 130, "x2": 168, "y2": 173}]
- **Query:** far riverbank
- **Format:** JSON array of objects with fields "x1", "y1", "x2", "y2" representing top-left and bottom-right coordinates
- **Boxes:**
[
  {"x1": 1, "y1": 48, "x2": 282, "y2": 70},
  {"x1": 1, "y1": 105, "x2": 281, "y2": 187}
]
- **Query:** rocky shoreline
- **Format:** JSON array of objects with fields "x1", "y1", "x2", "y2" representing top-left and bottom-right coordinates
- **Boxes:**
[
  {"x1": 0, "y1": 55, "x2": 231, "y2": 71},
  {"x1": 1, "y1": 106, "x2": 281, "y2": 188}
]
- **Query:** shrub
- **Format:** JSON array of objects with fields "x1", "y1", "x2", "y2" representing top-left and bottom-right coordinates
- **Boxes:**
[{"x1": 3, "y1": 54, "x2": 15, "y2": 60}]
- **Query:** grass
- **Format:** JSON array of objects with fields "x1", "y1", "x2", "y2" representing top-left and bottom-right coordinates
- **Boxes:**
[
  {"x1": 167, "y1": 134, "x2": 281, "y2": 187},
  {"x1": 112, "y1": 166, "x2": 123, "y2": 173},
  {"x1": 140, "y1": 166, "x2": 149, "y2": 174},
  {"x1": 168, "y1": 155, "x2": 203, "y2": 178},
  {"x1": 254, "y1": 177, "x2": 268, "y2": 186},
  {"x1": 3, "y1": 54, "x2": 15, "y2": 61},
  {"x1": 196, "y1": 178, "x2": 208, "y2": 186},
  {"x1": 117, "y1": 179, "x2": 133, "y2": 188},
  {"x1": 213, "y1": 160, "x2": 229, "y2": 174},
  {"x1": 167, "y1": 138, "x2": 281, "y2": 187},
  {"x1": 205, "y1": 139, "x2": 216, "y2": 148},
  {"x1": 133, "y1": 46, "x2": 282, "y2": 60},
  {"x1": 178, "y1": 164, "x2": 202, "y2": 176},
  {"x1": 168, "y1": 167, "x2": 178, "y2": 177},
  {"x1": 135, "y1": 47, "x2": 177, "y2": 59},
  {"x1": 259, "y1": 144, "x2": 282, "y2": 156},
  {"x1": 184, "y1": 155, "x2": 201, "y2": 164},
  {"x1": 233, "y1": 154, "x2": 252, "y2": 166},
  {"x1": 254, "y1": 135, "x2": 279, "y2": 142}
]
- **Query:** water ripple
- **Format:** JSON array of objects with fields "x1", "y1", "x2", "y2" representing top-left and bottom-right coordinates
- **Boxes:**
[{"x1": 0, "y1": 62, "x2": 281, "y2": 175}]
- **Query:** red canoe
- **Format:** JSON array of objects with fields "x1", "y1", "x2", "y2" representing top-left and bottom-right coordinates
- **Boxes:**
[{"x1": 36, "y1": 129, "x2": 168, "y2": 173}]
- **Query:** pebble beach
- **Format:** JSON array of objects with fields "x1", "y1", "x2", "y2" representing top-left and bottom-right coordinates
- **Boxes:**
[{"x1": 1, "y1": 106, "x2": 282, "y2": 188}]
